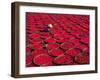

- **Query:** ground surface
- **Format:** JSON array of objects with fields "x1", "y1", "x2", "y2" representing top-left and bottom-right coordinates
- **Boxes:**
[{"x1": 26, "y1": 12, "x2": 90, "y2": 67}]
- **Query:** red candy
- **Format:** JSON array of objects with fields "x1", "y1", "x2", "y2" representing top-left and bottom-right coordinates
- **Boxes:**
[
  {"x1": 70, "y1": 39, "x2": 80, "y2": 45},
  {"x1": 26, "y1": 63, "x2": 35, "y2": 67},
  {"x1": 26, "y1": 47, "x2": 30, "y2": 54},
  {"x1": 75, "y1": 53, "x2": 89, "y2": 64},
  {"x1": 83, "y1": 47, "x2": 89, "y2": 54},
  {"x1": 56, "y1": 38, "x2": 66, "y2": 43},
  {"x1": 54, "y1": 34, "x2": 62, "y2": 40},
  {"x1": 49, "y1": 48, "x2": 64, "y2": 56},
  {"x1": 71, "y1": 31, "x2": 79, "y2": 36},
  {"x1": 30, "y1": 34, "x2": 40, "y2": 39},
  {"x1": 54, "y1": 54, "x2": 73, "y2": 65},
  {"x1": 31, "y1": 43, "x2": 43, "y2": 50},
  {"x1": 61, "y1": 42, "x2": 74, "y2": 50},
  {"x1": 76, "y1": 44, "x2": 88, "y2": 51},
  {"x1": 80, "y1": 37, "x2": 89, "y2": 44},
  {"x1": 45, "y1": 37, "x2": 55, "y2": 43},
  {"x1": 32, "y1": 48, "x2": 47, "y2": 56},
  {"x1": 66, "y1": 49, "x2": 81, "y2": 57},
  {"x1": 64, "y1": 34, "x2": 74, "y2": 39},
  {"x1": 33, "y1": 54, "x2": 53, "y2": 66},
  {"x1": 46, "y1": 43, "x2": 59, "y2": 50},
  {"x1": 30, "y1": 39, "x2": 42, "y2": 44},
  {"x1": 26, "y1": 54, "x2": 33, "y2": 66}
]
